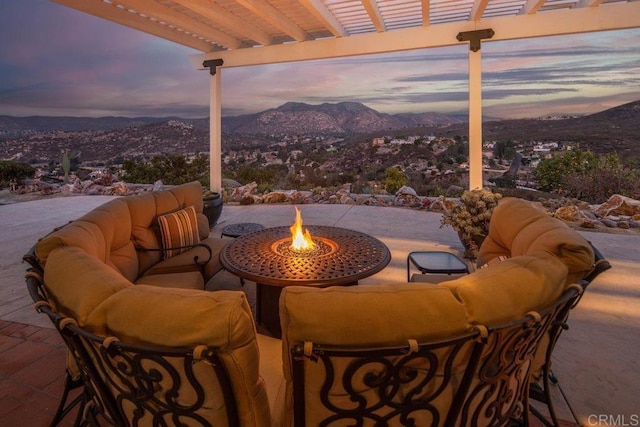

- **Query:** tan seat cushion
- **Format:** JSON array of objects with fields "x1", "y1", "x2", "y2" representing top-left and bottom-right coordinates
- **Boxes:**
[
  {"x1": 143, "y1": 236, "x2": 226, "y2": 280},
  {"x1": 135, "y1": 271, "x2": 204, "y2": 289}
]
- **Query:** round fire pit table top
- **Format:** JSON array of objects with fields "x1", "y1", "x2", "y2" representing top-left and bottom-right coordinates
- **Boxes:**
[{"x1": 220, "y1": 225, "x2": 391, "y2": 286}]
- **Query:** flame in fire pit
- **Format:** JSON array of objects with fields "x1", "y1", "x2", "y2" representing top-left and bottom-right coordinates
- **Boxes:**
[{"x1": 290, "y1": 207, "x2": 315, "y2": 251}]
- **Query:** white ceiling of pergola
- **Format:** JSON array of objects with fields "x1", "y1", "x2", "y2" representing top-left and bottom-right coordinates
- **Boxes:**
[{"x1": 53, "y1": 0, "x2": 640, "y2": 68}]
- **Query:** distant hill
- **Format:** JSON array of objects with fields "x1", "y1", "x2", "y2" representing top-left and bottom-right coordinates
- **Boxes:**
[
  {"x1": 427, "y1": 99, "x2": 640, "y2": 161},
  {"x1": 0, "y1": 116, "x2": 190, "y2": 139},
  {"x1": 0, "y1": 120, "x2": 210, "y2": 163},
  {"x1": 221, "y1": 102, "x2": 462, "y2": 134}
]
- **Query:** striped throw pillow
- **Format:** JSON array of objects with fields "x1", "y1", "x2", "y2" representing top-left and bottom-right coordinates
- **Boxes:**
[{"x1": 157, "y1": 206, "x2": 200, "y2": 259}]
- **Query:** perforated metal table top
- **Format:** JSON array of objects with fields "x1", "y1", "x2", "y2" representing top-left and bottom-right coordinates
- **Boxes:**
[{"x1": 220, "y1": 226, "x2": 390, "y2": 287}]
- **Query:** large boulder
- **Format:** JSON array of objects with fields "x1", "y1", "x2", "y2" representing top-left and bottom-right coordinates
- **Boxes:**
[{"x1": 594, "y1": 195, "x2": 640, "y2": 218}]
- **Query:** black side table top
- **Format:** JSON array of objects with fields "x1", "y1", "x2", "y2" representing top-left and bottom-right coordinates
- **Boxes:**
[
  {"x1": 221, "y1": 222, "x2": 265, "y2": 238},
  {"x1": 407, "y1": 251, "x2": 470, "y2": 282}
]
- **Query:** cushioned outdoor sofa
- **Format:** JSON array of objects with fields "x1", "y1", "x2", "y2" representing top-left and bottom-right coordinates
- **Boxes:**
[
  {"x1": 24, "y1": 192, "x2": 599, "y2": 426},
  {"x1": 24, "y1": 181, "x2": 285, "y2": 426},
  {"x1": 278, "y1": 197, "x2": 597, "y2": 426}
]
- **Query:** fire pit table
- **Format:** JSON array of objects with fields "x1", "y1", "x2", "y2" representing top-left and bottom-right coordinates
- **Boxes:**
[{"x1": 220, "y1": 225, "x2": 391, "y2": 337}]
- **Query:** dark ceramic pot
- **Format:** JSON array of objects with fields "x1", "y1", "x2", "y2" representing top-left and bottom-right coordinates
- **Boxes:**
[{"x1": 203, "y1": 192, "x2": 223, "y2": 228}]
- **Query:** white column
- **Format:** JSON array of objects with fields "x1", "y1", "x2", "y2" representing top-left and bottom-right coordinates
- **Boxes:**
[
  {"x1": 209, "y1": 68, "x2": 222, "y2": 193},
  {"x1": 468, "y1": 48, "x2": 483, "y2": 191}
]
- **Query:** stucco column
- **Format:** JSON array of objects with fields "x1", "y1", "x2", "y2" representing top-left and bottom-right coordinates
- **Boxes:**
[
  {"x1": 468, "y1": 48, "x2": 483, "y2": 191},
  {"x1": 207, "y1": 61, "x2": 223, "y2": 193},
  {"x1": 457, "y1": 29, "x2": 493, "y2": 191}
]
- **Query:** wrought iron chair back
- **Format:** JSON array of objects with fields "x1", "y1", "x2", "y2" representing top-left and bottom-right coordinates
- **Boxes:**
[
  {"x1": 530, "y1": 242, "x2": 611, "y2": 427},
  {"x1": 291, "y1": 286, "x2": 581, "y2": 427},
  {"x1": 25, "y1": 258, "x2": 240, "y2": 427},
  {"x1": 454, "y1": 286, "x2": 579, "y2": 427}
]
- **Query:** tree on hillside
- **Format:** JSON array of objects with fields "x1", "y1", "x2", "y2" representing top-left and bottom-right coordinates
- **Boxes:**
[
  {"x1": 383, "y1": 167, "x2": 408, "y2": 194},
  {"x1": 121, "y1": 154, "x2": 209, "y2": 186}
]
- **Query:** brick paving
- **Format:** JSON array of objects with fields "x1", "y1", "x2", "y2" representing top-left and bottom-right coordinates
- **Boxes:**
[{"x1": 0, "y1": 320, "x2": 79, "y2": 427}]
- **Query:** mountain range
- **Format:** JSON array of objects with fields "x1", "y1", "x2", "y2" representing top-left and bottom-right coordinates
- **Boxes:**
[
  {"x1": 221, "y1": 102, "x2": 462, "y2": 134},
  {"x1": 1, "y1": 100, "x2": 639, "y2": 163},
  {"x1": 0, "y1": 102, "x2": 461, "y2": 139}
]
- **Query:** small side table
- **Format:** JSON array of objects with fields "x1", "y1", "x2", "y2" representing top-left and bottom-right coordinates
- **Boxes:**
[
  {"x1": 221, "y1": 223, "x2": 264, "y2": 286},
  {"x1": 407, "y1": 251, "x2": 470, "y2": 283},
  {"x1": 221, "y1": 222, "x2": 264, "y2": 238}
]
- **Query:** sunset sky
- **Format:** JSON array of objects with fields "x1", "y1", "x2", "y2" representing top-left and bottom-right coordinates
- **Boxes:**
[{"x1": 1, "y1": 0, "x2": 639, "y2": 120}]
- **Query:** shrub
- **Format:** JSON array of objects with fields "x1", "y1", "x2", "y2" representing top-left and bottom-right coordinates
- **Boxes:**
[
  {"x1": 535, "y1": 150, "x2": 639, "y2": 203},
  {"x1": 440, "y1": 189, "x2": 502, "y2": 259},
  {"x1": 0, "y1": 161, "x2": 35, "y2": 188},
  {"x1": 383, "y1": 167, "x2": 407, "y2": 194}
]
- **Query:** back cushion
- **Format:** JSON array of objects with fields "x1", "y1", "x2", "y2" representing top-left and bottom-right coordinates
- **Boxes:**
[
  {"x1": 86, "y1": 286, "x2": 270, "y2": 427},
  {"x1": 126, "y1": 182, "x2": 206, "y2": 274},
  {"x1": 43, "y1": 247, "x2": 132, "y2": 325},
  {"x1": 36, "y1": 220, "x2": 107, "y2": 266},
  {"x1": 80, "y1": 198, "x2": 138, "y2": 281},
  {"x1": 35, "y1": 198, "x2": 138, "y2": 281},
  {"x1": 168, "y1": 181, "x2": 210, "y2": 241},
  {"x1": 125, "y1": 191, "x2": 167, "y2": 273},
  {"x1": 479, "y1": 198, "x2": 593, "y2": 283},
  {"x1": 439, "y1": 253, "x2": 568, "y2": 326}
]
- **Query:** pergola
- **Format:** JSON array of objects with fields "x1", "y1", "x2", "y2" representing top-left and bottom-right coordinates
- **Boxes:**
[{"x1": 52, "y1": 0, "x2": 640, "y2": 192}]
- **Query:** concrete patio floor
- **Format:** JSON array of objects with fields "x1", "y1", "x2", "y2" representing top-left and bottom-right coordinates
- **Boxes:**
[{"x1": 1, "y1": 195, "x2": 638, "y2": 425}]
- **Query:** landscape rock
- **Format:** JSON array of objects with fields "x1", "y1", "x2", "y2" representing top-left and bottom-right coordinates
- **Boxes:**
[
  {"x1": 229, "y1": 181, "x2": 258, "y2": 202},
  {"x1": 554, "y1": 205, "x2": 581, "y2": 222},
  {"x1": 617, "y1": 221, "x2": 630, "y2": 229},
  {"x1": 239, "y1": 195, "x2": 256, "y2": 205},
  {"x1": 594, "y1": 194, "x2": 640, "y2": 217},
  {"x1": 577, "y1": 218, "x2": 598, "y2": 229},
  {"x1": 7, "y1": 174, "x2": 639, "y2": 235},
  {"x1": 262, "y1": 192, "x2": 287, "y2": 204}
]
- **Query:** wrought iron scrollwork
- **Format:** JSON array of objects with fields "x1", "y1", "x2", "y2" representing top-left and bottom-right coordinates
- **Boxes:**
[
  {"x1": 73, "y1": 336, "x2": 235, "y2": 426},
  {"x1": 292, "y1": 288, "x2": 581, "y2": 427},
  {"x1": 293, "y1": 336, "x2": 478, "y2": 427}
]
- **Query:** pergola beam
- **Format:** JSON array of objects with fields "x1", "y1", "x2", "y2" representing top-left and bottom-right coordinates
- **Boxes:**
[
  {"x1": 115, "y1": 0, "x2": 245, "y2": 50},
  {"x1": 194, "y1": 2, "x2": 640, "y2": 68},
  {"x1": 421, "y1": 0, "x2": 430, "y2": 26},
  {"x1": 52, "y1": 0, "x2": 216, "y2": 52},
  {"x1": 469, "y1": 0, "x2": 490, "y2": 21},
  {"x1": 299, "y1": 0, "x2": 348, "y2": 37},
  {"x1": 173, "y1": 0, "x2": 273, "y2": 47},
  {"x1": 361, "y1": 0, "x2": 386, "y2": 32},
  {"x1": 235, "y1": 0, "x2": 309, "y2": 42}
]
